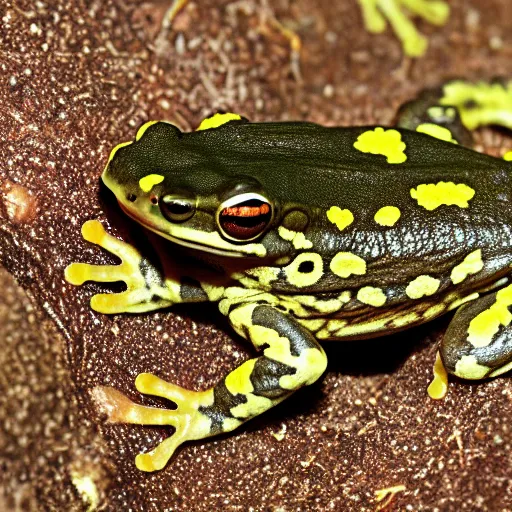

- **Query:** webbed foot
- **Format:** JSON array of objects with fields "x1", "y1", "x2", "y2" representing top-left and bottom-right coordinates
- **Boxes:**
[
  {"x1": 357, "y1": 0, "x2": 449, "y2": 57},
  {"x1": 93, "y1": 374, "x2": 214, "y2": 472},
  {"x1": 65, "y1": 220, "x2": 172, "y2": 314},
  {"x1": 439, "y1": 79, "x2": 512, "y2": 131}
]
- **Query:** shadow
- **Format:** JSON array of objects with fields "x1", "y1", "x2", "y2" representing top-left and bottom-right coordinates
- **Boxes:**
[{"x1": 323, "y1": 316, "x2": 450, "y2": 376}]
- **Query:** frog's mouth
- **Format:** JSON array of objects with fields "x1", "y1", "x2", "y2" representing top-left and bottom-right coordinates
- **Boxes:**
[{"x1": 117, "y1": 201, "x2": 267, "y2": 258}]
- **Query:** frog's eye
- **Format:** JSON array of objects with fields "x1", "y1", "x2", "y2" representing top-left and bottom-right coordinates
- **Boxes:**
[
  {"x1": 217, "y1": 193, "x2": 273, "y2": 242},
  {"x1": 160, "y1": 195, "x2": 196, "y2": 223}
]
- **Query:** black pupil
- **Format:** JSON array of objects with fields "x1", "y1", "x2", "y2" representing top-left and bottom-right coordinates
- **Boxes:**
[{"x1": 167, "y1": 200, "x2": 192, "y2": 215}]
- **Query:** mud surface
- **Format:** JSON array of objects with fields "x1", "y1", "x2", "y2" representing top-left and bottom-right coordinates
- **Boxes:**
[{"x1": 1, "y1": 0, "x2": 511, "y2": 510}]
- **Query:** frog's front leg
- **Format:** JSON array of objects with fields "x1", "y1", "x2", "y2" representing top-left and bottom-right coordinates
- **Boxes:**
[
  {"x1": 97, "y1": 300, "x2": 327, "y2": 472},
  {"x1": 430, "y1": 284, "x2": 512, "y2": 398},
  {"x1": 65, "y1": 220, "x2": 208, "y2": 314}
]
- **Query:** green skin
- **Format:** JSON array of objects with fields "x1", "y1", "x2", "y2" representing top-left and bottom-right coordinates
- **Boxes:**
[{"x1": 66, "y1": 79, "x2": 512, "y2": 472}]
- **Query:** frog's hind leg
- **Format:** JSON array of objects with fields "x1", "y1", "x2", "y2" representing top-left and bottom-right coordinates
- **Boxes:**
[
  {"x1": 397, "y1": 88, "x2": 473, "y2": 146},
  {"x1": 397, "y1": 78, "x2": 512, "y2": 147},
  {"x1": 93, "y1": 376, "x2": 216, "y2": 472},
  {"x1": 431, "y1": 284, "x2": 512, "y2": 398},
  {"x1": 103, "y1": 302, "x2": 328, "y2": 471}
]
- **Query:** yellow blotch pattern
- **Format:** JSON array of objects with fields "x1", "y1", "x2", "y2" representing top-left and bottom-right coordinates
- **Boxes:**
[
  {"x1": 196, "y1": 113, "x2": 242, "y2": 130},
  {"x1": 278, "y1": 226, "x2": 313, "y2": 250},
  {"x1": 374, "y1": 206, "x2": 401, "y2": 227},
  {"x1": 410, "y1": 181, "x2": 475, "y2": 210},
  {"x1": 405, "y1": 275, "x2": 441, "y2": 299},
  {"x1": 357, "y1": 286, "x2": 387, "y2": 307},
  {"x1": 416, "y1": 123, "x2": 458, "y2": 143},
  {"x1": 353, "y1": 127, "x2": 407, "y2": 164},
  {"x1": 467, "y1": 284, "x2": 512, "y2": 348},
  {"x1": 284, "y1": 253, "x2": 324, "y2": 288},
  {"x1": 330, "y1": 252, "x2": 367, "y2": 278},
  {"x1": 450, "y1": 249, "x2": 483, "y2": 284},
  {"x1": 139, "y1": 174, "x2": 164, "y2": 193},
  {"x1": 225, "y1": 359, "x2": 257, "y2": 395},
  {"x1": 326, "y1": 206, "x2": 354, "y2": 231},
  {"x1": 454, "y1": 355, "x2": 490, "y2": 380}
]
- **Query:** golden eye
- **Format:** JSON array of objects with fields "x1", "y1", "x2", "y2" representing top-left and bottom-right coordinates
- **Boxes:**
[
  {"x1": 160, "y1": 195, "x2": 196, "y2": 222},
  {"x1": 217, "y1": 193, "x2": 273, "y2": 242}
]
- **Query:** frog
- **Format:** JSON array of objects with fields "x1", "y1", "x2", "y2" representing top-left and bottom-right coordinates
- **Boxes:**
[{"x1": 65, "y1": 78, "x2": 512, "y2": 472}]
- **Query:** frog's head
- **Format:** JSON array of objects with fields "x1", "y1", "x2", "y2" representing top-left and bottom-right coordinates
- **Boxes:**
[{"x1": 102, "y1": 121, "x2": 276, "y2": 258}]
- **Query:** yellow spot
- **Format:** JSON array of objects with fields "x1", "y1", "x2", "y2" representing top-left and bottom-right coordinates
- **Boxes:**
[
  {"x1": 451, "y1": 249, "x2": 484, "y2": 284},
  {"x1": 454, "y1": 355, "x2": 490, "y2": 380},
  {"x1": 504, "y1": 151, "x2": 512, "y2": 161},
  {"x1": 201, "y1": 282, "x2": 225, "y2": 302},
  {"x1": 225, "y1": 359, "x2": 257, "y2": 395},
  {"x1": 293, "y1": 294, "x2": 346, "y2": 314},
  {"x1": 278, "y1": 226, "x2": 313, "y2": 249},
  {"x1": 325, "y1": 317, "x2": 389, "y2": 338},
  {"x1": 139, "y1": 174, "x2": 164, "y2": 193},
  {"x1": 279, "y1": 347, "x2": 327, "y2": 390},
  {"x1": 326, "y1": 206, "x2": 354, "y2": 231},
  {"x1": 489, "y1": 359, "x2": 512, "y2": 378},
  {"x1": 374, "y1": 206, "x2": 401, "y2": 227},
  {"x1": 247, "y1": 324, "x2": 327, "y2": 390},
  {"x1": 427, "y1": 351, "x2": 449, "y2": 399},
  {"x1": 196, "y1": 112, "x2": 242, "y2": 130},
  {"x1": 410, "y1": 182, "x2": 475, "y2": 210},
  {"x1": 275, "y1": 256, "x2": 292, "y2": 265},
  {"x1": 467, "y1": 284, "x2": 512, "y2": 347},
  {"x1": 357, "y1": 286, "x2": 386, "y2": 307},
  {"x1": 405, "y1": 275, "x2": 441, "y2": 299},
  {"x1": 244, "y1": 266, "x2": 280, "y2": 288},
  {"x1": 416, "y1": 123, "x2": 458, "y2": 143},
  {"x1": 353, "y1": 127, "x2": 407, "y2": 164},
  {"x1": 230, "y1": 393, "x2": 272, "y2": 419},
  {"x1": 284, "y1": 253, "x2": 324, "y2": 288},
  {"x1": 447, "y1": 292, "x2": 479, "y2": 311},
  {"x1": 298, "y1": 319, "x2": 326, "y2": 332},
  {"x1": 330, "y1": 252, "x2": 367, "y2": 278},
  {"x1": 391, "y1": 312, "x2": 419, "y2": 328},
  {"x1": 423, "y1": 304, "x2": 446, "y2": 319},
  {"x1": 222, "y1": 417, "x2": 242, "y2": 432}
]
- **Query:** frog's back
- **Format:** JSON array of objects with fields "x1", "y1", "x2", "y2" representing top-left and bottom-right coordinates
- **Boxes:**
[
  {"x1": 182, "y1": 121, "x2": 512, "y2": 211},
  {"x1": 193, "y1": 122, "x2": 512, "y2": 302}
]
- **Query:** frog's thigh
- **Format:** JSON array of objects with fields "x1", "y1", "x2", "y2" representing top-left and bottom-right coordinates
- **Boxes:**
[
  {"x1": 396, "y1": 88, "x2": 473, "y2": 147},
  {"x1": 228, "y1": 304, "x2": 329, "y2": 395},
  {"x1": 441, "y1": 289, "x2": 512, "y2": 380}
]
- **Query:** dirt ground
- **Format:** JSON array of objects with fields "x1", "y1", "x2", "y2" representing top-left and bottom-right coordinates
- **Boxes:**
[{"x1": 1, "y1": 0, "x2": 512, "y2": 510}]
